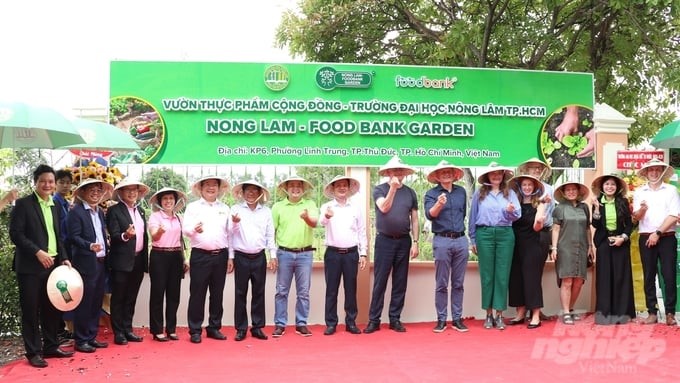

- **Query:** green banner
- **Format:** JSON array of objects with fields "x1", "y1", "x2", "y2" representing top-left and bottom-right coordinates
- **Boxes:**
[{"x1": 109, "y1": 61, "x2": 594, "y2": 167}]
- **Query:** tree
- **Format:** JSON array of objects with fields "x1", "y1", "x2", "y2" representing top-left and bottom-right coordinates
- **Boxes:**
[{"x1": 276, "y1": 0, "x2": 680, "y2": 146}]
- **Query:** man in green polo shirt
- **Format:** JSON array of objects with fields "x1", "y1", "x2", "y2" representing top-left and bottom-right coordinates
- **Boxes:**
[
  {"x1": 271, "y1": 176, "x2": 318, "y2": 337},
  {"x1": 10, "y1": 164, "x2": 73, "y2": 368}
]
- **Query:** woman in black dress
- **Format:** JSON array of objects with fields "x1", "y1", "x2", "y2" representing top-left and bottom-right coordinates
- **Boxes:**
[
  {"x1": 591, "y1": 174, "x2": 634, "y2": 324},
  {"x1": 508, "y1": 175, "x2": 546, "y2": 329}
]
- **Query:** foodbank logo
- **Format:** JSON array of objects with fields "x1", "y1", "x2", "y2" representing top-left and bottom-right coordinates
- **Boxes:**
[
  {"x1": 316, "y1": 66, "x2": 373, "y2": 91},
  {"x1": 264, "y1": 65, "x2": 290, "y2": 91}
]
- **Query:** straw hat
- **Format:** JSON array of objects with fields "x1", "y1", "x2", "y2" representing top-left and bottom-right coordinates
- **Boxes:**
[
  {"x1": 113, "y1": 178, "x2": 150, "y2": 200},
  {"x1": 378, "y1": 155, "x2": 415, "y2": 177},
  {"x1": 591, "y1": 174, "x2": 627, "y2": 199},
  {"x1": 554, "y1": 181, "x2": 590, "y2": 204},
  {"x1": 637, "y1": 158, "x2": 674, "y2": 180},
  {"x1": 426, "y1": 160, "x2": 464, "y2": 184},
  {"x1": 276, "y1": 176, "x2": 313, "y2": 196},
  {"x1": 508, "y1": 174, "x2": 544, "y2": 197},
  {"x1": 232, "y1": 179, "x2": 270, "y2": 202},
  {"x1": 74, "y1": 178, "x2": 113, "y2": 201},
  {"x1": 517, "y1": 157, "x2": 552, "y2": 179},
  {"x1": 477, "y1": 162, "x2": 514, "y2": 185},
  {"x1": 323, "y1": 175, "x2": 360, "y2": 199},
  {"x1": 190, "y1": 175, "x2": 230, "y2": 198},
  {"x1": 148, "y1": 187, "x2": 187, "y2": 212},
  {"x1": 47, "y1": 265, "x2": 84, "y2": 312}
]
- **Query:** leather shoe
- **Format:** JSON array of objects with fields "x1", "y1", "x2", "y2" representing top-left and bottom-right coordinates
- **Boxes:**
[
  {"x1": 323, "y1": 326, "x2": 336, "y2": 335},
  {"x1": 190, "y1": 334, "x2": 202, "y2": 343},
  {"x1": 153, "y1": 334, "x2": 169, "y2": 342},
  {"x1": 346, "y1": 325, "x2": 361, "y2": 334},
  {"x1": 114, "y1": 334, "x2": 128, "y2": 345},
  {"x1": 89, "y1": 339, "x2": 108, "y2": 348},
  {"x1": 43, "y1": 348, "x2": 74, "y2": 358},
  {"x1": 28, "y1": 355, "x2": 48, "y2": 368},
  {"x1": 125, "y1": 332, "x2": 143, "y2": 342},
  {"x1": 251, "y1": 328, "x2": 268, "y2": 340},
  {"x1": 75, "y1": 343, "x2": 96, "y2": 353},
  {"x1": 206, "y1": 330, "x2": 227, "y2": 340},
  {"x1": 363, "y1": 321, "x2": 380, "y2": 334},
  {"x1": 389, "y1": 320, "x2": 406, "y2": 332},
  {"x1": 168, "y1": 333, "x2": 180, "y2": 341},
  {"x1": 234, "y1": 330, "x2": 247, "y2": 341}
]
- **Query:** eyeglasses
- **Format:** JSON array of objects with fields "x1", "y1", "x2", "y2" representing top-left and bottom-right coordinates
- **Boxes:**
[{"x1": 88, "y1": 188, "x2": 104, "y2": 194}]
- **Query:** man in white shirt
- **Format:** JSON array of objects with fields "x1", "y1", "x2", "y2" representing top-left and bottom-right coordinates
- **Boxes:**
[
  {"x1": 183, "y1": 175, "x2": 231, "y2": 343},
  {"x1": 229, "y1": 180, "x2": 276, "y2": 341},
  {"x1": 633, "y1": 158, "x2": 680, "y2": 325},
  {"x1": 319, "y1": 175, "x2": 368, "y2": 335}
]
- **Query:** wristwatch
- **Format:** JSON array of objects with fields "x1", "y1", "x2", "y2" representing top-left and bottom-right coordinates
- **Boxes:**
[{"x1": 656, "y1": 230, "x2": 663, "y2": 236}]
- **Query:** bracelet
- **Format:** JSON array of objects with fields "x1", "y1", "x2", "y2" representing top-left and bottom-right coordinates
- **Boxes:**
[{"x1": 550, "y1": 246, "x2": 557, "y2": 251}]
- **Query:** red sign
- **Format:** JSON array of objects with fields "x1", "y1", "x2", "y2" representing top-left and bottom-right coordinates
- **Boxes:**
[{"x1": 616, "y1": 150, "x2": 665, "y2": 170}]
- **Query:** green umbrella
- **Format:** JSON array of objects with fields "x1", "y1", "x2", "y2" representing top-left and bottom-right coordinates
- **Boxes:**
[
  {"x1": 0, "y1": 101, "x2": 85, "y2": 148},
  {"x1": 63, "y1": 118, "x2": 140, "y2": 151},
  {"x1": 650, "y1": 120, "x2": 680, "y2": 149}
]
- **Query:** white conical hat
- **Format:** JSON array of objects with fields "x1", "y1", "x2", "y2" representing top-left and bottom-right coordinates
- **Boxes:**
[
  {"x1": 323, "y1": 175, "x2": 360, "y2": 199},
  {"x1": 148, "y1": 187, "x2": 188, "y2": 212},
  {"x1": 47, "y1": 265, "x2": 84, "y2": 311},
  {"x1": 232, "y1": 179, "x2": 271, "y2": 202},
  {"x1": 378, "y1": 155, "x2": 415, "y2": 177}
]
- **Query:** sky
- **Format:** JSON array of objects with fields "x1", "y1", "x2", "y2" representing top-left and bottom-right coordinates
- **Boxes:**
[{"x1": 0, "y1": 0, "x2": 299, "y2": 115}]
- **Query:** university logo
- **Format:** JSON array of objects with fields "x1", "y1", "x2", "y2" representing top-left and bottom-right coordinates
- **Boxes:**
[{"x1": 264, "y1": 65, "x2": 290, "y2": 92}]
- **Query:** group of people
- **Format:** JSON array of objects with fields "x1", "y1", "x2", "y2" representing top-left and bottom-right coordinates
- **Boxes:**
[{"x1": 7, "y1": 154, "x2": 680, "y2": 369}]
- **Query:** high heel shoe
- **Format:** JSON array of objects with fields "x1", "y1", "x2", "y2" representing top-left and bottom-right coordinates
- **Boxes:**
[
  {"x1": 168, "y1": 333, "x2": 179, "y2": 341},
  {"x1": 153, "y1": 334, "x2": 169, "y2": 342}
]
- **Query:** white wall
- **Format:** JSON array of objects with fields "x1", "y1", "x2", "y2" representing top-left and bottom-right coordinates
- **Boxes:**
[{"x1": 131, "y1": 261, "x2": 593, "y2": 327}]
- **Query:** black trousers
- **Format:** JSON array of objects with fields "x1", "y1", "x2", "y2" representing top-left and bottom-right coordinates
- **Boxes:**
[
  {"x1": 233, "y1": 250, "x2": 266, "y2": 331},
  {"x1": 110, "y1": 254, "x2": 145, "y2": 336},
  {"x1": 149, "y1": 250, "x2": 183, "y2": 335},
  {"x1": 639, "y1": 234, "x2": 677, "y2": 315},
  {"x1": 368, "y1": 235, "x2": 411, "y2": 323},
  {"x1": 324, "y1": 247, "x2": 359, "y2": 327},
  {"x1": 187, "y1": 248, "x2": 227, "y2": 335},
  {"x1": 17, "y1": 266, "x2": 61, "y2": 358}
]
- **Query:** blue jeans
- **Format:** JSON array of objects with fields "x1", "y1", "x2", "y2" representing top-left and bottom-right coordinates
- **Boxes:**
[
  {"x1": 433, "y1": 235, "x2": 469, "y2": 321},
  {"x1": 274, "y1": 250, "x2": 313, "y2": 326}
]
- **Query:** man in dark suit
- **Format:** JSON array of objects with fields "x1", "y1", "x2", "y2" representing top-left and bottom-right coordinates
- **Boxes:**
[
  {"x1": 67, "y1": 178, "x2": 113, "y2": 353},
  {"x1": 9, "y1": 164, "x2": 74, "y2": 368},
  {"x1": 106, "y1": 179, "x2": 149, "y2": 345}
]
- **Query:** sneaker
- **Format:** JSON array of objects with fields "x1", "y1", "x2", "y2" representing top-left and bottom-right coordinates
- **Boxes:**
[
  {"x1": 666, "y1": 314, "x2": 676, "y2": 326},
  {"x1": 644, "y1": 314, "x2": 658, "y2": 325},
  {"x1": 272, "y1": 326, "x2": 285, "y2": 337},
  {"x1": 570, "y1": 310, "x2": 582, "y2": 321},
  {"x1": 452, "y1": 319, "x2": 469, "y2": 333},
  {"x1": 295, "y1": 325, "x2": 312, "y2": 337},
  {"x1": 432, "y1": 320, "x2": 446, "y2": 333},
  {"x1": 483, "y1": 315, "x2": 494, "y2": 329},
  {"x1": 495, "y1": 315, "x2": 505, "y2": 330}
]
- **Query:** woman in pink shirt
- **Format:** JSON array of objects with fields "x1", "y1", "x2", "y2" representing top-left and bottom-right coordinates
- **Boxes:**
[{"x1": 148, "y1": 187, "x2": 187, "y2": 341}]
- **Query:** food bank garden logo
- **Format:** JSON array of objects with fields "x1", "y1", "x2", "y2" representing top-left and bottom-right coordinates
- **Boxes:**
[{"x1": 531, "y1": 322, "x2": 665, "y2": 374}]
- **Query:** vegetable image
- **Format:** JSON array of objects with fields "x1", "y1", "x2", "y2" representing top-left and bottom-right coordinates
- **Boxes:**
[{"x1": 109, "y1": 96, "x2": 165, "y2": 163}]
